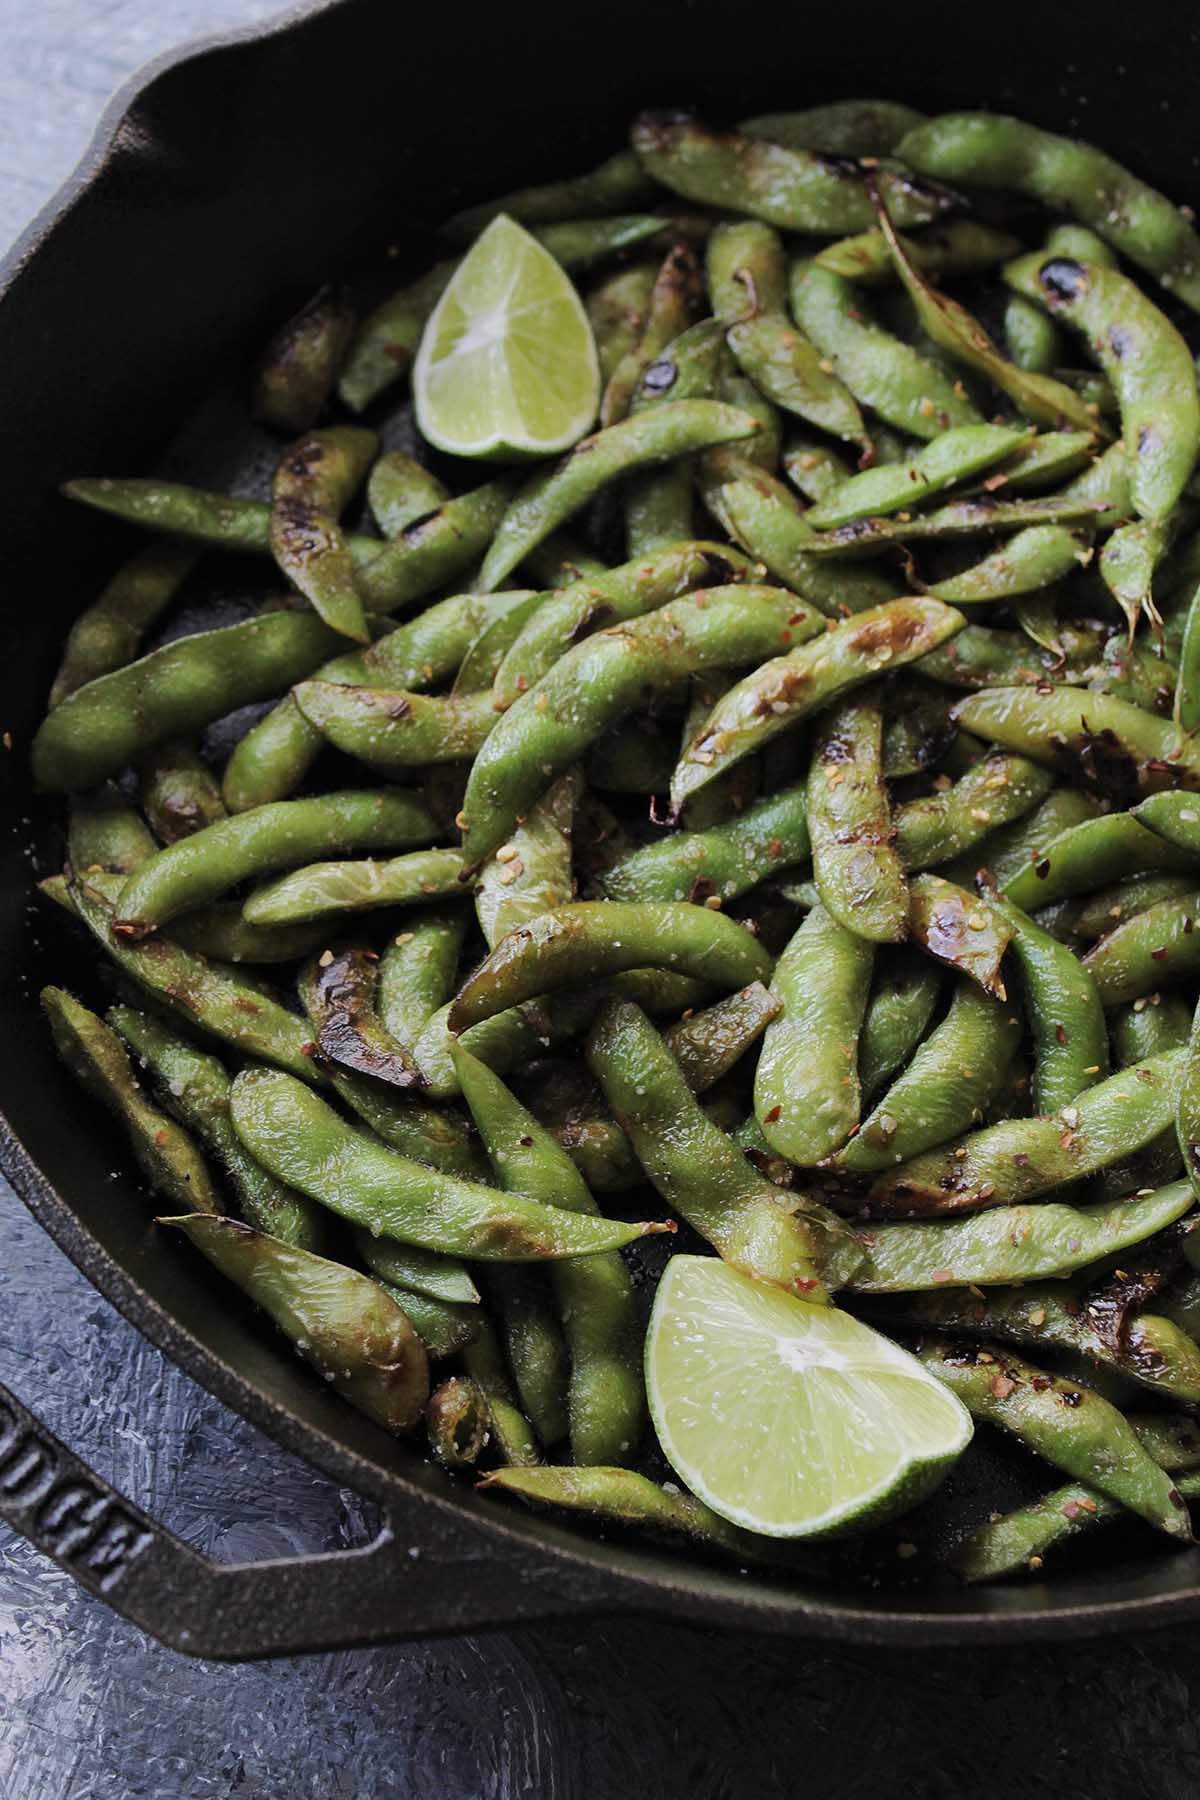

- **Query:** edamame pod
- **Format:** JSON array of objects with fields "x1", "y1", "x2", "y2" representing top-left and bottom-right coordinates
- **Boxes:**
[
  {"x1": 478, "y1": 401, "x2": 762, "y2": 591},
  {"x1": 847, "y1": 1179, "x2": 1194, "y2": 1291},
  {"x1": 601, "y1": 243, "x2": 703, "y2": 427},
  {"x1": 754, "y1": 903, "x2": 873, "y2": 1165},
  {"x1": 894, "y1": 754, "x2": 1055, "y2": 871},
  {"x1": 807, "y1": 689, "x2": 907, "y2": 942},
  {"x1": 109, "y1": 1005, "x2": 323, "y2": 1248},
  {"x1": 254, "y1": 287, "x2": 356, "y2": 433},
  {"x1": 228, "y1": 1066, "x2": 667, "y2": 1260},
  {"x1": 378, "y1": 910, "x2": 469, "y2": 1049},
  {"x1": 863, "y1": 1049, "x2": 1185, "y2": 1219},
  {"x1": 33, "y1": 612, "x2": 343, "y2": 793},
  {"x1": 139, "y1": 740, "x2": 226, "y2": 844},
  {"x1": 162, "y1": 1214, "x2": 428, "y2": 1434},
  {"x1": 269, "y1": 428, "x2": 377, "y2": 643},
  {"x1": 48, "y1": 544, "x2": 200, "y2": 709},
  {"x1": 1005, "y1": 811, "x2": 1197, "y2": 911},
  {"x1": 858, "y1": 950, "x2": 943, "y2": 1099},
  {"x1": 915, "y1": 1339, "x2": 1190, "y2": 1541},
  {"x1": 789, "y1": 261, "x2": 982, "y2": 439},
  {"x1": 300, "y1": 943, "x2": 423, "y2": 1089},
  {"x1": 806, "y1": 424, "x2": 1030, "y2": 528},
  {"x1": 989, "y1": 890, "x2": 1109, "y2": 1110},
  {"x1": 1082, "y1": 894, "x2": 1200, "y2": 1004},
  {"x1": 114, "y1": 790, "x2": 436, "y2": 937},
  {"x1": 292, "y1": 683, "x2": 498, "y2": 772},
  {"x1": 954, "y1": 686, "x2": 1200, "y2": 805},
  {"x1": 43, "y1": 988, "x2": 219, "y2": 1214},
  {"x1": 814, "y1": 219, "x2": 1021, "y2": 286},
  {"x1": 671, "y1": 598, "x2": 964, "y2": 811},
  {"x1": 461, "y1": 584, "x2": 821, "y2": 863},
  {"x1": 836, "y1": 980, "x2": 1021, "y2": 1173},
  {"x1": 631, "y1": 112, "x2": 952, "y2": 234},
  {"x1": 243, "y1": 847, "x2": 470, "y2": 927},
  {"x1": 449, "y1": 901, "x2": 771, "y2": 1034},
  {"x1": 599, "y1": 784, "x2": 809, "y2": 903},
  {"x1": 476, "y1": 771, "x2": 578, "y2": 950},
  {"x1": 1004, "y1": 254, "x2": 1200, "y2": 523},
  {"x1": 901, "y1": 113, "x2": 1200, "y2": 312},
  {"x1": 587, "y1": 997, "x2": 863, "y2": 1295}
]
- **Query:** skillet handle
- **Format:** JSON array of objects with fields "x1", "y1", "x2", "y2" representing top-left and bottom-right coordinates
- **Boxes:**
[{"x1": 0, "y1": 1378, "x2": 616, "y2": 1658}]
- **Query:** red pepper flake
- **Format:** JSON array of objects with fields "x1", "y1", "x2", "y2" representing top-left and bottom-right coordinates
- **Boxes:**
[
  {"x1": 1031, "y1": 1375, "x2": 1051, "y2": 1391},
  {"x1": 1150, "y1": 946, "x2": 1168, "y2": 961},
  {"x1": 990, "y1": 1374, "x2": 1017, "y2": 1400},
  {"x1": 932, "y1": 1268, "x2": 954, "y2": 1284},
  {"x1": 764, "y1": 1104, "x2": 782, "y2": 1123},
  {"x1": 1055, "y1": 1023, "x2": 1068, "y2": 1045},
  {"x1": 153, "y1": 1129, "x2": 169, "y2": 1147},
  {"x1": 1062, "y1": 1501, "x2": 1083, "y2": 1521},
  {"x1": 233, "y1": 997, "x2": 260, "y2": 1014}
]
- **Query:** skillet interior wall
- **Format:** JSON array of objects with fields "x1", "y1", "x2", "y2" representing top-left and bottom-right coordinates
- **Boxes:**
[{"x1": 5, "y1": 0, "x2": 1200, "y2": 1624}]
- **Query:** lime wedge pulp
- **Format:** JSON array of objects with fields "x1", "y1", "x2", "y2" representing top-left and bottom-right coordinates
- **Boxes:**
[
  {"x1": 645, "y1": 1256, "x2": 973, "y2": 1538},
  {"x1": 414, "y1": 214, "x2": 600, "y2": 460}
]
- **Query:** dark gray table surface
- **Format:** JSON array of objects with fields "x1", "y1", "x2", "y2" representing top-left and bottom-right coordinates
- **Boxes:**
[{"x1": 4, "y1": 6, "x2": 1200, "y2": 1796}]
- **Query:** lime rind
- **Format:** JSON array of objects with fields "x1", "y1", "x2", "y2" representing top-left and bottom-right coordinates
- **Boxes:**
[
  {"x1": 645, "y1": 1255, "x2": 973, "y2": 1539},
  {"x1": 414, "y1": 214, "x2": 600, "y2": 461}
]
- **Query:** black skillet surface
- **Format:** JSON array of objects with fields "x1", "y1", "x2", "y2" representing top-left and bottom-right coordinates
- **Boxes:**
[{"x1": 4, "y1": 0, "x2": 1200, "y2": 1655}]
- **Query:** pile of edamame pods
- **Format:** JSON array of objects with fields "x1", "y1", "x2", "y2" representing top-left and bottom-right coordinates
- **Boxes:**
[{"x1": 34, "y1": 95, "x2": 1200, "y2": 1585}]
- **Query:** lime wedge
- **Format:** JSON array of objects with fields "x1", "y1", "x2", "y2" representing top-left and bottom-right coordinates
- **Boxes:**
[
  {"x1": 646, "y1": 1256, "x2": 972, "y2": 1538},
  {"x1": 414, "y1": 214, "x2": 600, "y2": 460}
]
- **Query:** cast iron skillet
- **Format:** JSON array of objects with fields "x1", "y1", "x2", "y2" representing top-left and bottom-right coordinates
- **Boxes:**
[{"x1": 5, "y1": 0, "x2": 1200, "y2": 1658}]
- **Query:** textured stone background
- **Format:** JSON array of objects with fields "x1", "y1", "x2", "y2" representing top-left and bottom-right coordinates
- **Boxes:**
[{"x1": 4, "y1": 5, "x2": 1200, "y2": 1795}]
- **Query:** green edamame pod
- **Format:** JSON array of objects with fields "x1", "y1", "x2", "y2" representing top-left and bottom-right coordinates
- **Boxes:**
[
  {"x1": 916, "y1": 621, "x2": 1105, "y2": 691},
  {"x1": 901, "y1": 112, "x2": 1200, "y2": 312},
  {"x1": 848, "y1": 1179, "x2": 1194, "y2": 1292},
  {"x1": 1082, "y1": 894, "x2": 1200, "y2": 1004},
  {"x1": 1003, "y1": 292, "x2": 1063, "y2": 374},
  {"x1": 1112, "y1": 995, "x2": 1193, "y2": 1066},
  {"x1": 989, "y1": 891, "x2": 1109, "y2": 1111},
  {"x1": 33, "y1": 611, "x2": 342, "y2": 794},
  {"x1": 366, "y1": 452, "x2": 450, "y2": 537},
  {"x1": 806, "y1": 424, "x2": 1030, "y2": 529},
  {"x1": 114, "y1": 790, "x2": 436, "y2": 937},
  {"x1": 741, "y1": 99, "x2": 926, "y2": 156},
  {"x1": 836, "y1": 980, "x2": 1021, "y2": 1173},
  {"x1": 782, "y1": 434, "x2": 854, "y2": 503},
  {"x1": 480, "y1": 1464, "x2": 824, "y2": 1565},
  {"x1": 915, "y1": 1339, "x2": 1190, "y2": 1541},
  {"x1": 982, "y1": 431, "x2": 1097, "y2": 494},
  {"x1": 1134, "y1": 789, "x2": 1200, "y2": 857},
  {"x1": 624, "y1": 320, "x2": 726, "y2": 555},
  {"x1": 1178, "y1": 998, "x2": 1200, "y2": 1203},
  {"x1": 269, "y1": 428, "x2": 377, "y2": 644},
  {"x1": 354, "y1": 479, "x2": 516, "y2": 612},
  {"x1": 461, "y1": 1317, "x2": 542, "y2": 1467},
  {"x1": 476, "y1": 771, "x2": 578, "y2": 950},
  {"x1": 671, "y1": 598, "x2": 964, "y2": 812},
  {"x1": 243, "y1": 847, "x2": 469, "y2": 927},
  {"x1": 863, "y1": 1049, "x2": 1185, "y2": 1219},
  {"x1": 299, "y1": 943, "x2": 422, "y2": 1090},
  {"x1": 587, "y1": 998, "x2": 862, "y2": 1296},
  {"x1": 870, "y1": 1283, "x2": 1200, "y2": 1408},
  {"x1": 229, "y1": 1066, "x2": 669, "y2": 1260},
  {"x1": 68, "y1": 875, "x2": 325, "y2": 1085},
  {"x1": 661, "y1": 982, "x2": 781, "y2": 1092},
  {"x1": 712, "y1": 471, "x2": 904, "y2": 617},
  {"x1": 1005, "y1": 811, "x2": 1197, "y2": 911},
  {"x1": 109, "y1": 1005, "x2": 323, "y2": 1248},
  {"x1": 48, "y1": 544, "x2": 200, "y2": 709},
  {"x1": 807, "y1": 689, "x2": 907, "y2": 942},
  {"x1": 601, "y1": 243, "x2": 703, "y2": 428},
  {"x1": 478, "y1": 1262, "x2": 570, "y2": 1450},
  {"x1": 858, "y1": 950, "x2": 944, "y2": 1100},
  {"x1": 927, "y1": 525, "x2": 1094, "y2": 604},
  {"x1": 354, "y1": 1231, "x2": 479, "y2": 1306},
  {"x1": 462, "y1": 583, "x2": 821, "y2": 864},
  {"x1": 254, "y1": 287, "x2": 356, "y2": 434},
  {"x1": 43, "y1": 987, "x2": 219, "y2": 1214},
  {"x1": 479, "y1": 401, "x2": 762, "y2": 591},
  {"x1": 442, "y1": 149, "x2": 657, "y2": 242},
  {"x1": 162, "y1": 1214, "x2": 428, "y2": 1434},
  {"x1": 68, "y1": 785, "x2": 156, "y2": 876},
  {"x1": 452, "y1": 1043, "x2": 643, "y2": 1466},
  {"x1": 586, "y1": 262, "x2": 658, "y2": 384},
  {"x1": 631, "y1": 112, "x2": 951, "y2": 234},
  {"x1": 600, "y1": 784, "x2": 810, "y2": 904},
  {"x1": 492, "y1": 541, "x2": 753, "y2": 708},
  {"x1": 805, "y1": 497, "x2": 1104, "y2": 559},
  {"x1": 449, "y1": 901, "x2": 770, "y2": 1034},
  {"x1": 954, "y1": 686, "x2": 1200, "y2": 805},
  {"x1": 377, "y1": 910, "x2": 469, "y2": 1050},
  {"x1": 292, "y1": 684, "x2": 497, "y2": 773},
  {"x1": 139, "y1": 740, "x2": 226, "y2": 844},
  {"x1": 871, "y1": 203, "x2": 1102, "y2": 434},
  {"x1": 788, "y1": 262, "x2": 981, "y2": 440},
  {"x1": 905, "y1": 875, "x2": 1013, "y2": 997},
  {"x1": 709, "y1": 221, "x2": 867, "y2": 450},
  {"x1": 754, "y1": 903, "x2": 873, "y2": 1165},
  {"x1": 426, "y1": 1375, "x2": 490, "y2": 1465},
  {"x1": 413, "y1": 1001, "x2": 546, "y2": 1102},
  {"x1": 939, "y1": 788, "x2": 1101, "y2": 893},
  {"x1": 378, "y1": 1287, "x2": 479, "y2": 1360},
  {"x1": 894, "y1": 754, "x2": 1055, "y2": 872},
  {"x1": 1174, "y1": 579, "x2": 1200, "y2": 734},
  {"x1": 1004, "y1": 254, "x2": 1200, "y2": 524},
  {"x1": 815, "y1": 219, "x2": 1021, "y2": 286}
]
